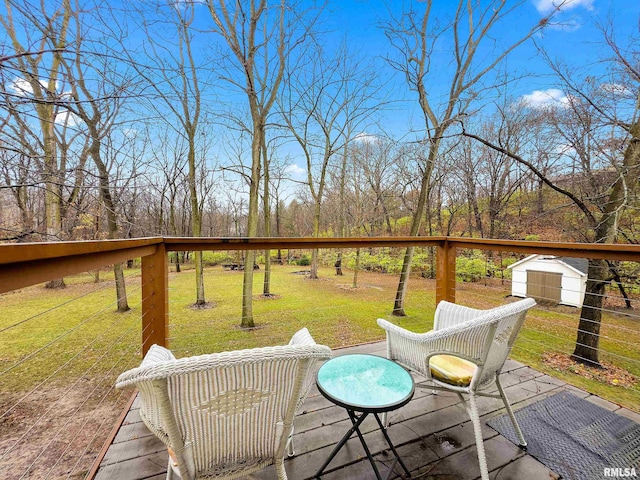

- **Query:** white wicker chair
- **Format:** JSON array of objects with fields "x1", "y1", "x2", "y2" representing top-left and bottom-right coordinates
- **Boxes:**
[
  {"x1": 116, "y1": 328, "x2": 331, "y2": 480},
  {"x1": 377, "y1": 298, "x2": 536, "y2": 480}
]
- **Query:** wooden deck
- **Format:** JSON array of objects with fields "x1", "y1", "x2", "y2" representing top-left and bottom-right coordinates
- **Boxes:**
[{"x1": 94, "y1": 342, "x2": 640, "y2": 480}]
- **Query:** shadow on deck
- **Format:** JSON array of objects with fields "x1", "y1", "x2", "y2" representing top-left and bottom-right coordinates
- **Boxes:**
[{"x1": 94, "y1": 342, "x2": 638, "y2": 480}]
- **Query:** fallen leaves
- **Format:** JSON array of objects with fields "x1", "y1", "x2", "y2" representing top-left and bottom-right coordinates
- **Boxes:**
[{"x1": 542, "y1": 352, "x2": 637, "y2": 388}]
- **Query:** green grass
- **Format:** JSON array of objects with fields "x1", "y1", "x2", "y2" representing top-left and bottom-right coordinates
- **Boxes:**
[
  {"x1": 165, "y1": 264, "x2": 436, "y2": 355},
  {"x1": 1, "y1": 264, "x2": 638, "y2": 413}
]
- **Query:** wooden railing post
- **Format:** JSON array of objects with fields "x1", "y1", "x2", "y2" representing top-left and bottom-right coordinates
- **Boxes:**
[
  {"x1": 436, "y1": 240, "x2": 456, "y2": 305},
  {"x1": 141, "y1": 243, "x2": 168, "y2": 354}
]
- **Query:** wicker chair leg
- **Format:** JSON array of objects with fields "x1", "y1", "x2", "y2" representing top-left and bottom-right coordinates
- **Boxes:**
[
  {"x1": 274, "y1": 459, "x2": 288, "y2": 480},
  {"x1": 496, "y1": 376, "x2": 527, "y2": 448},
  {"x1": 286, "y1": 425, "x2": 295, "y2": 457},
  {"x1": 166, "y1": 458, "x2": 174, "y2": 480},
  {"x1": 467, "y1": 393, "x2": 490, "y2": 480}
]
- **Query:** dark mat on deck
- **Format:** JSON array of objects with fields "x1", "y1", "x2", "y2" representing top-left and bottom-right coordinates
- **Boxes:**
[{"x1": 488, "y1": 392, "x2": 640, "y2": 480}]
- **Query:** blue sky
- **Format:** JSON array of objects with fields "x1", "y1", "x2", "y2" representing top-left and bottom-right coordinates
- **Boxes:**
[
  {"x1": 267, "y1": 0, "x2": 637, "y2": 184},
  {"x1": 316, "y1": 0, "x2": 639, "y2": 127}
]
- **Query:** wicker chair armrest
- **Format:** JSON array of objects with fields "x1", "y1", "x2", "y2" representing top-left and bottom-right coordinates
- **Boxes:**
[{"x1": 377, "y1": 318, "x2": 492, "y2": 376}]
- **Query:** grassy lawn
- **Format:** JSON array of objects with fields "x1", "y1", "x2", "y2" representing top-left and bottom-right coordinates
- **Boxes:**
[
  {"x1": 1, "y1": 263, "x2": 638, "y2": 412},
  {"x1": 165, "y1": 264, "x2": 436, "y2": 356}
]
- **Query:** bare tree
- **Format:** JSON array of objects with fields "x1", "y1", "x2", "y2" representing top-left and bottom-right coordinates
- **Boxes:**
[
  {"x1": 280, "y1": 42, "x2": 382, "y2": 279},
  {"x1": 384, "y1": 0, "x2": 558, "y2": 315},
  {"x1": 260, "y1": 133, "x2": 286, "y2": 296},
  {"x1": 266, "y1": 155, "x2": 295, "y2": 264},
  {"x1": 352, "y1": 137, "x2": 398, "y2": 237},
  {"x1": 463, "y1": 22, "x2": 640, "y2": 365},
  {"x1": 205, "y1": 0, "x2": 318, "y2": 327},
  {"x1": 0, "y1": 150, "x2": 36, "y2": 241},
  {"x1": 0, "y1": 0, "x2": 91, "y2": 287},
  {"x1": 57, "y1": 3, "x2": 135, "y2": 310},
  {"x1": 454, "y1": 121, "x2": 527, "y2": 239},
  {"x1": 125, "y1": 1, "x2": 212, "y2": 306}
]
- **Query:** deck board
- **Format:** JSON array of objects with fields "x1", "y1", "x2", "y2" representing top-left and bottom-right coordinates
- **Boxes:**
[{"x1": 94, "y1": 342, "x2": 611, "y2": 480}]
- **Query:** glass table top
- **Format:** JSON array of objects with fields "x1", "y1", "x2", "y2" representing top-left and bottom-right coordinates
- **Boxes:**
[{"x1": 316, "y1": 354, "x2": 414, "y2": 412}]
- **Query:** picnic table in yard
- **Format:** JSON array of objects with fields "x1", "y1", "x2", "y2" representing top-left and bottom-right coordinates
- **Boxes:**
[{"x1": 222, "y1": 263, "x2": 260, "y2": 270}]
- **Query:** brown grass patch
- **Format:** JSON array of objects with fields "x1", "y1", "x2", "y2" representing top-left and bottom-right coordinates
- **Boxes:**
[
  {"x1": 188, "y1": 301, "x2": 216, "y2": 310},
  {"x1": 254, "y1": 294, "x2": 282, "y2": 300}
]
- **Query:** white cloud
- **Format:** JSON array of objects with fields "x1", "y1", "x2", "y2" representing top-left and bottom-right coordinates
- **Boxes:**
[
  {"x1": 285, "y1": 163, "x2": 306, "y2": 179},
  {"x1": 554, "y1": 142, "x2": 576, "y2": 157},
  {"x1": 520, "y1": 88, "x2": 569, "y2": 110},
  {"x1": 601, "y1": 83, "x2": 633, "y2": 96},
  {"x1": 10, "y1": 77, "x2": 60, "y2": 96},
  {"x1": 533, "y1": 0, "x2": 594, "y2": 14},
  {"x1": 55, "y1": 110, "x2": 82, "y2": 127},
  {"x1": 353, "y1": 132, "x2": 379, "y2": 144},
  {"x1": 122, "y1": 128, "x2": 139, "y2": 138}
]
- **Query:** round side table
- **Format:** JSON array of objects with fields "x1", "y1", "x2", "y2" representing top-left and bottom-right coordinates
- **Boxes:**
[{"x1": 314, "y1": 353, "x2": 414, "y2": 479}]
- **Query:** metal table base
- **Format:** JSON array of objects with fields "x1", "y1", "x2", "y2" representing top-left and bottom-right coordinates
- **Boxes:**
[{"x1": 314, "y1": 409, "x2": 411, "y2": 479}]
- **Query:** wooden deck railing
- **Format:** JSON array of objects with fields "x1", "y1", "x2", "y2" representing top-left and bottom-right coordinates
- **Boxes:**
[{"x1": 4, "y1": 236, "x2": 640, "y2": 355}]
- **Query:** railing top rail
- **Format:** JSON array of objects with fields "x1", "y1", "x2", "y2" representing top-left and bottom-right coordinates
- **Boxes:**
[
  {"x1": 447, "y1": 238, "x2": 640, "y2": 262},
  {"x1": 0, "y1": 237, "x2": 163, "y2": 265},
  {"x1": 4, "y1": 236, "x2": 640, "y2": 266},
  {"x1": 161, "y1": 236, "x2": 447, "y2": 251}
]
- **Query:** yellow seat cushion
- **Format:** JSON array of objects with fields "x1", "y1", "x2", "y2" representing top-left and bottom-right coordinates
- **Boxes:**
[{"x1": 429, "y1": 355, "x2": 477, "y2": 387}]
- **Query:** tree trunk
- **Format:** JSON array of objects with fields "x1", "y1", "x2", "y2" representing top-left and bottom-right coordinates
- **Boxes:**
[
  {"x1": 336, "y1": 138, "x2": 348, "y2": 277},
  {"x1": 276, "y1": 199, "x2": 283, "y2": 264},
  {"x1": 310, "y1": 248, "x2": 319, "y2": 279},
  {"x1": 241, "y1": 249, "x2": 257, "y2": 326},
  {"x1": 352, "y1": 248, "x2": 360, "y2": 288},
  {"x1": 42, "y1": 95, "x2": 65, "y2": 290},
  {"x1": 240, "y1": 120, "x2": 263, "y2": 328},
  {"x1": 194, "y1": 252, "x2": 205, "y2": 305},
  {"x1": 114, "y1": 262, "x2": 129, "y2": 312},
  {"x1": 393, "y1": 247, "x2": 414, "y2": 315},
  {"x1": 393, "y1": 136, "x2": 440, "y2": 315},
  {"x1": 335, "y1": 253, "x2": 343, "y2": 276},
  {"x1": 536, "y1": 176, "x2": 544, "y2": 214},
  {"x1": 571, "y1": 259, "x2": 606, "y2": 367},
  {"x1": 91, "y1": 140, "x2": 129, "y2": 312},
  {"x1": 310, "y1": 206, "x2": 320, "y2": 280},
  {"x1": 607, "y1": 261, "x2": 632, "y2": 309},
  {"x1": 572, "y1": 122, "x2": 640, "y2": 364},
  {"x1": 262, "y1": 130, "x2": 272, "y2": 296}
]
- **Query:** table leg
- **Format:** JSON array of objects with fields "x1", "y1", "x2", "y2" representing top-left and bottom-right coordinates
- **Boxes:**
[
  {"x1": 373, "y1": 413, "x2": 412, "y2": 478},
  {"x1": 314, "y1": 410, "x2": 412, "y2": 480},
  {"x1": 347, "y1": 410, "x2": 387, "y2": 479},
  {"x1": 313, "y1": 410, "x2": 370, "y2": 479}
]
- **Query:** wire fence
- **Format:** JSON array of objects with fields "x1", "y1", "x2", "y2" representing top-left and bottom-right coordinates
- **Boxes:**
[
  {"x1": 0, "y1": 244, "x2": 639, "y2": 479},
  {"x1": 0, "y1": 267, "x2": 145, "y2": 479}
]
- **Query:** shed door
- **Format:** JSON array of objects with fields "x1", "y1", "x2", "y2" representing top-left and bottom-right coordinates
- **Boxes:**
[{"x1": 526, "y1": 270, "x2": 562, "y2": 304}]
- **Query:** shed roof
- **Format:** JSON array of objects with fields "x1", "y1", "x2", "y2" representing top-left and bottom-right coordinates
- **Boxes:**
[
  {"x1": 557, "y1": 257, "x2": 589, "y2": 274},
  {"x1": 507, "y1": 254, "x2": 588, "y2": 277}
]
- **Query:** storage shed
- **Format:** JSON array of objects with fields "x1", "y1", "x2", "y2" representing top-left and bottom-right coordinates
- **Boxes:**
[{"x1": 507, "y1": 255, "x2": 588, "y2": 307}]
